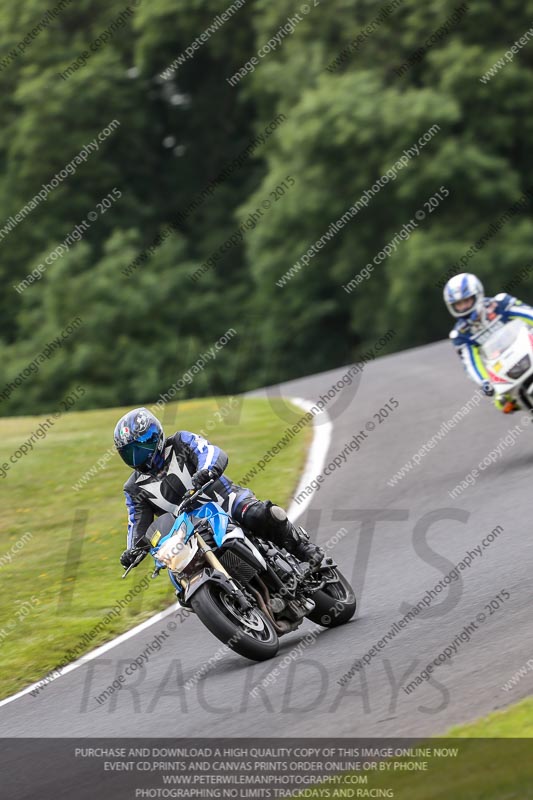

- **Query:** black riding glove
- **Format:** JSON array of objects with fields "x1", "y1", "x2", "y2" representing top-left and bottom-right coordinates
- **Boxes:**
[
  {"x1": 192, "y1": 467, "x2": 218, "y2": 489},
  {"x1": 120, "y1": 547, "x2": 143, "y2": 568}
]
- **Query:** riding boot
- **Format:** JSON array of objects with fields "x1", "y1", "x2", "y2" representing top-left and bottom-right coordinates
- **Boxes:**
[{"x1": 268, "y1": 505, "x2": 325, "y2": 568}]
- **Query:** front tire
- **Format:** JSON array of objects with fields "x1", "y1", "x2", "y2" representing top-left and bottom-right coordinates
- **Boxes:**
[
  {"x1": 307, "y1": 568, "x2": 356, "y2": 628},
  {"x1": 190, "y1": 582, "x2": 279, "y2": 661}
]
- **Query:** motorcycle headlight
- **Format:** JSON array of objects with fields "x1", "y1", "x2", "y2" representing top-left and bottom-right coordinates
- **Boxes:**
[
  {"x1": 508, "y1": 355, "x2": 531, "y2": 379},
  {"x1": 156, "y1": 524, "x2": 189, "y2": 569}
]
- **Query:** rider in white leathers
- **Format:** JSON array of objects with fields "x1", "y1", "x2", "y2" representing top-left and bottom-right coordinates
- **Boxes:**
[{"x1": 444, "y1": 272, "x2": 533, "y2": 412}]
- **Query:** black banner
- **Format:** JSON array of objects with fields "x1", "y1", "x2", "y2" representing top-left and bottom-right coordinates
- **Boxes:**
[{"x1": 3, "y1": 738, "x2": 533, "y2": 800}]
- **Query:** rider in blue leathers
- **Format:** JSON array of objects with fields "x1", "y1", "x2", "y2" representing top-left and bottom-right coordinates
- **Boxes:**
[
  {"x1": 444, "y1": 272, "x2": 533, "y2": 412},
  {"x1": 113, "y1": 407, "x2": 324, "y2": 569}
]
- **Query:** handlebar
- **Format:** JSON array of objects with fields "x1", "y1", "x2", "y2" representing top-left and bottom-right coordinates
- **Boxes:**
[{"x1": 175, "y1": 477, "x2": 216, "y2": 515}]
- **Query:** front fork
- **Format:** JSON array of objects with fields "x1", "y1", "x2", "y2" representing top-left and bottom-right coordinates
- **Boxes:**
[{"x1": 179, "y1": 531, "x2": 252, "y2": 611}]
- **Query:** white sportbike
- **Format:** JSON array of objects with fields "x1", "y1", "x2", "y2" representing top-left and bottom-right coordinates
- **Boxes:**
[{"x1": 481, "y1": 319, "x2": 533, "y2": 410}]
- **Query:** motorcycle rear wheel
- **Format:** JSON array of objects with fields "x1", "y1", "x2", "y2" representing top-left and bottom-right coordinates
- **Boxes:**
[{"x1": 307, "y1": 568, "x2": 356, "y2": 628}]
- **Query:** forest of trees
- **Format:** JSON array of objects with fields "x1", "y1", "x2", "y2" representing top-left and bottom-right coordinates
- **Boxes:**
[{"x1": 1, "y1": 0, "x2": 533, "y2": 415}]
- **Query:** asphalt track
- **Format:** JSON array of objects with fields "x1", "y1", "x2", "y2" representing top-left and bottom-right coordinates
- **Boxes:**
[{"x1": 2, "y1": 339, "x2": 533, "y2": 739}]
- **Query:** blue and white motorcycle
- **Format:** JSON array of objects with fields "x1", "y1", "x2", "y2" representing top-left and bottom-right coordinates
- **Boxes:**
[{"x1": 123, "y1": 480, "x2": 356, "y2": 662}]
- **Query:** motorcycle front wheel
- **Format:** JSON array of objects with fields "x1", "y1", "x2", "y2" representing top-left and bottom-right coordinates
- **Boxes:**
[{"x1": 190, "y1": 582, "x2": 279, "y2": 661}]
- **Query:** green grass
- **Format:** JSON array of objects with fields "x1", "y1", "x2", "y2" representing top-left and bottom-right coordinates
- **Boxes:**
[
  {"x1": 307, "y1": 700, "x2": 533, "y2": 799},
  {"x1": 0, "y1": 396, "x2": 311, "y2": 699},
  {"x1": 446, "y1": 696, "x2": 533, "y2": 737},
  {"x1": 317, "y1": 738, "x2": 533, "y2": 800}
]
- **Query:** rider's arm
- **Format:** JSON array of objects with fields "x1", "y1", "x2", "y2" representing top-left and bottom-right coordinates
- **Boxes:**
[
  {"x1": 498, "y1": 293, "x2": 533, "y2": 326},
  {"x1": 450, "y1": 331, "x2": 490, "y2": 386},
  {"x1": 177, "y1": 431, "x2": 228, "y2": 476},
  {"x1": 124, "y1": 486, "x2": 154, "y2": 548}
]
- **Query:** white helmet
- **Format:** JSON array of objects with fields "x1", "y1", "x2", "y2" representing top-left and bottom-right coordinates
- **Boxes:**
[{"x1": 443, "y1": 273, "x2": 485, "y2": 319}]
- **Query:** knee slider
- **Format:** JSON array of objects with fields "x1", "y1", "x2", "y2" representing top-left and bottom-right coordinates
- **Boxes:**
[
  {"x1": 269, "y1": 505, "x2": 287, "y2": 522},
  {"x1": 243, "y1": 500, "x2": 292, "y2": 542}
]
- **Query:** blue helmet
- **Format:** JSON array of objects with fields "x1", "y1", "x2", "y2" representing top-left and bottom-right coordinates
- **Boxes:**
[
  {"x1": 114, "y1": 407, "x2": 165, "y2": 471},
  {"x1": 443, "y1": 273, "x2": 485, "y2": 319}
]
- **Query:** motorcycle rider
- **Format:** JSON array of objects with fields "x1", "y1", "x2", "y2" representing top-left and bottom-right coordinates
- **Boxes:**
[
  {"x1": 114, "y1": 407, "x2": 324, "y2": 569},
  {"x1": 444, "y1": 272, "x2": 533, "y2": 412}
]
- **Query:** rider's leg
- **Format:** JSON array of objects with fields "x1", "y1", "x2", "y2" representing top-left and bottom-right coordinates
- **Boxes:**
[{"x1": 233, "y1": 498, "x2": 324, "y2": 567}]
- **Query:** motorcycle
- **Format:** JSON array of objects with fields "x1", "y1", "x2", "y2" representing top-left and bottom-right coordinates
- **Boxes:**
[
  {"x1": 481, "y1": 319, "x2": 533, "y2": 410},
  {"x1": 123, "y1": 480, "x2": 356, "y2": 661}
]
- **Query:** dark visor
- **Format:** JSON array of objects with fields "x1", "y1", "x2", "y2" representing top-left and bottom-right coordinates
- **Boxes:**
[{"x1": 118, "y1": 431, "x2": 159, "y2": 468}]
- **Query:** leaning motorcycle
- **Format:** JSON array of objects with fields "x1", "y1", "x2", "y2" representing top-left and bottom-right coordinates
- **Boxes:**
[
  {"x1": 481, "y1": 319, "x2": 533, "y2": 409},
  {"x1": 122, "y1": 480, "x2": 356, "y2": 661}
]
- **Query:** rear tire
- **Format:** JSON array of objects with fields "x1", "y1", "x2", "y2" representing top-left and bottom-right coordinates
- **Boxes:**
[
  {"x1": 307, "y1": 568, "x2": 356, "y2": 628},
  {"x1": 190, "y1": 582, "x2": 279, "y2": 661}
]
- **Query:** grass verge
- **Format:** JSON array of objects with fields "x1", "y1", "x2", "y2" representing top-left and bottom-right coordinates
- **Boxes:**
[{"x1": 309, "y1": 702, "x2": 533, "y2": 799}]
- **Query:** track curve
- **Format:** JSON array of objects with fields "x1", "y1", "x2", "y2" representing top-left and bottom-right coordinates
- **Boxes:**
[{"x1": 1, "y1": 339, "x2": 532, "y2": 738}]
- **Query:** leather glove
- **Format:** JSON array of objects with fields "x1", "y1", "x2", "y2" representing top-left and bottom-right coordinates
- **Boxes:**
[
  {"x1": 481, "y1": 380, "x2": 495, "y2": 397},
  {"x1": 120, "y1": 547, "x2": 142, "y2": 568},
  {"x1": 192, "y1": 467, "x2": 217, "y2": 489}
]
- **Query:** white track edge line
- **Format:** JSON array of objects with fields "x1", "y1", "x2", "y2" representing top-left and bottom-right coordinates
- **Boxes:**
[
  {"x1": 0, "y1": 604, "x2": 179, "y2": 709},
  {"x1": 287, "y1": 398, "x2": 332, "y2": 522}
]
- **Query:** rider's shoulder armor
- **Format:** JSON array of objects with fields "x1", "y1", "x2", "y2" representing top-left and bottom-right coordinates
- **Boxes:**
[
  {"x1": 492, "y1": 292, "x2": 516, "y2": 310},
  {"x1": 124, "y1": 468, "x2": 143, "y2": 493}
]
